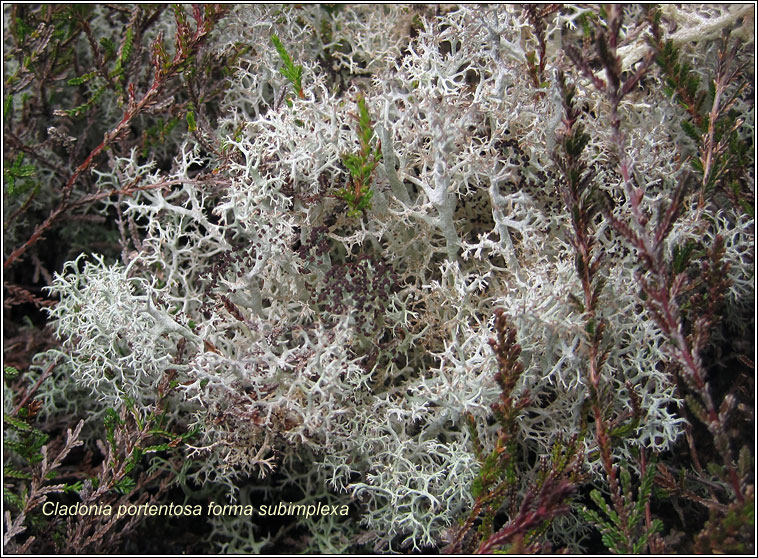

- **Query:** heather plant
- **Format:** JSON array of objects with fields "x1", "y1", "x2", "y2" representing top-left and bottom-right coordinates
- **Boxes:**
[
  {"x1": 445, "y1": 310, "x2": 583, "y2": 553},
  {"x1": 559, "y1": 5, "x2": 753, "y2": 552},
  {"x1": 3, "y1": 4, "x2": 227, "y2": 300},
  {"x1": 3, "y1": 4, "x2": 754, "y2": 554},
  {"x1": 4, "y1": 4, "x2": 230, "y2": 552},
  {"x1": 270, "y1": 33, "x2": 304, "y2": 101},
  {"x1": 3, "y1": 410, "x2": 85, "y2": 553},
  {"x1": 552, "y1": 65, "x2": 664, "y2": 553},
  {"x1": 650, "y1": 23, "x2": 753, "y2": 214},
  {"x1": 3, "y1": 356, "x2": 196, "y2": 553},
  {"x1": 335, "y1": 93, "x2": 382, "y2": 217}
]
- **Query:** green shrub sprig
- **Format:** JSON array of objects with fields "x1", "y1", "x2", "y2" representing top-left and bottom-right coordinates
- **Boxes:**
[{"x1": 336, "y1": 94, "x2": 382, "y2": 218}]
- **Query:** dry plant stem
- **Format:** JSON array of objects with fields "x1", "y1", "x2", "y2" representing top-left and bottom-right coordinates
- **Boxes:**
[
  {"x1": 701, "y1": 45, "x2": 746, "y2": 191},
  {"x1": 67, "y1": 460, "x2": 168, "y2": 552},
  {"x1": 447, "y1": 311, "x2": 580, "y2": 553},
  {"x1": 680, "y1": 420, "x2": 720, "y2": 503},
  {"x1": 11, "y1": 360, "x2": 56, "y2": 416},
  {"x1": 655, "y1": 463, "x2": 729, "y2": 513},
  {"x1": 5, "y1": 92, "x2": 164, "y2": 270},
  {"x1": 613, "y1": 165, "x2": 742, "y2": 498},
  {"x1": 3, "y1": 7, "x2": 223, "y2": 271},
  {"x1": 475, "y1": 477, "x2": 575, "y2": 554},
  {"x1": 446, "y1": 480, "x2": 509, "y2": 553},
  {"x1": 3, "y1": 283, "x2": 57, "y2": 309}
]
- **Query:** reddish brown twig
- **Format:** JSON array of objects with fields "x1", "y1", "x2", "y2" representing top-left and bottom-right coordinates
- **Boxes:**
[
  {"x1": 4, "y1": 5, "x2": 226, "y2": 271},
  {"x1": 11, "y1": 360, "x2": 57, "y2": 416}
]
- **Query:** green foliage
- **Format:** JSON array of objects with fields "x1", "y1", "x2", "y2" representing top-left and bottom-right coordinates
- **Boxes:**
[
  {"x1": 3, "y1": 369, "x2": 53, "y2": 520},
  {"x1": 4, "y1": 154, "x2": 37, "y2": 196},
  {"x1": 114, "y1": 475, "x2": 137, "y2": 495},
  {"x1": 3, "y1": 410, "x2": 48, "y2": 467},
  {"x1": 67, "y1": 71, "x2": 98, "y2": 86},
  {"x1": 186, "y1": 108, "x2": 197, "y2": 132},
  {"x1": 336, "y1": 94, "x2": 382, "y2": 217},
  {"x1": 100, "y1": 36, "x2": 117, "y2": 60},
  {"x1": 102, "y1": 391, "x2": 198, "y2": 496},
  {"x1": 651, "y1": 21, "x2": 752, "y2": 212},
  {"x1": 672, "y1": 240, "x2": 698, "y2": 274},
  {"x1": 655, "y1": 40, "x2": 706, "y2": 116},
  {"x1": 3, "y1": 484, "x2": 25, "y2": 511},
  {"x1": 145, "y1": 425, "x2": 199, "y2": 453},
  {"x1": 4, "y1": 413, "x2": 34, "y2": 434},
  {"x1": 3, "y1": 93, "x2": 13, "y2": 119},
  {"x1": 581, "y1": 459, "x2": 662, "y2": 553},
  {"x1": 65, "y1": 23, "x2": 134, "y2": 109},
  {"x1": 694, "y1": 492, "x2": 755, "y2": 554},
  {"x1": 103, "y1": 407, "x2": 123, "y2": 450},
  {"x1": 3, "y1": 466, "x2": 32, "y2": 480},
  {"x1": 271, "y1": 33, "x2": 304, "y2": 99},
  {"x1": 64, "y1": 84, "x2": 107, "y2": 117},
  {"x1": 111, "y1": 26, "x2": 133, "y2": 87},
  {"x1": 141, "y1": 116, "x2": 180, "y2": 157},
  {"x1": 336, "y1": 182, "x2": 374, "y2": 218}
]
